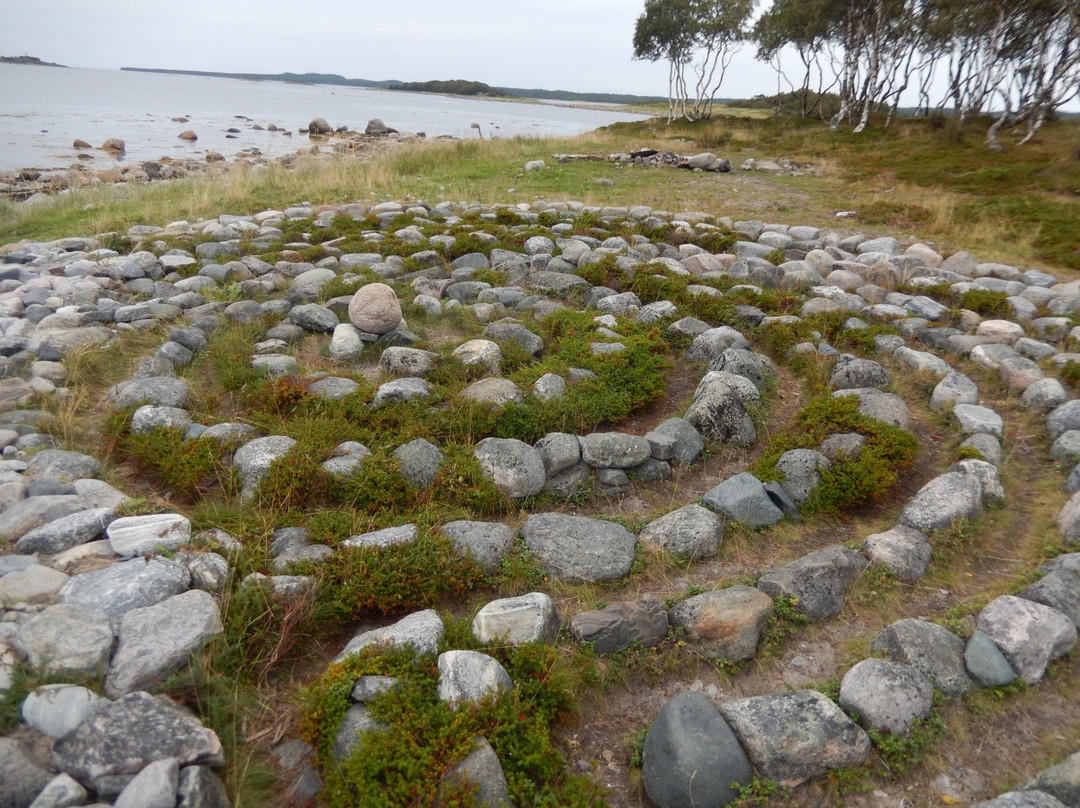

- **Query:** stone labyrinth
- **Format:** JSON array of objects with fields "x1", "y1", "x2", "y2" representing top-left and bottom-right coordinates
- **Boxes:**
[{"x1": 3, "y1": 197, "x2": 1080, "y2": 808}]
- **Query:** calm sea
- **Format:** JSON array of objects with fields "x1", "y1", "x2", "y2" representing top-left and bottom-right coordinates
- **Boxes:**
[{"x1": 0, "y1": 64, "x2": 648, "y2": 173}]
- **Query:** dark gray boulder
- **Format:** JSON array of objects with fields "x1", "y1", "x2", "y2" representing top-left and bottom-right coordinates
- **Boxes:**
[
  {"x1": 392, "y1": 438, "x2": 445, "y2": 490},
  {"x1": 756, "y1": 545, "x2": 868, "y2": 620},
  {"x1": 473, "y1": 438, "x2": 545, "y2": 498},
  {"x1": 14, "y1": 506, "x2": 115, "y2": 554},
  {"x1": 863, "y1": 525, "x2": 932, "y2": 583},
  {"x1": 970, "y1": 792, "x2": 1069, "y2": 808},
  {"x1": 1020, "y1": 751, "x2": 1080, "y2": 807},
  {"x1": 830, "y1": 354, "x2": 891, "y2": 390},
  {"x1": 439, "y1": 737, "x2": 513, "y2": 808},
  {"x1": 642, "y1": 691, "x2": 753, "y2": 808},
  {"x1": 964, "y1": 629, "x2": 1017, "y2": 688},
  {"x1": 581, "y1": 432, "x2": 651, "y2": 469},
  {"x1": 720, "y1": 690, "x2": 871, "y2": 787},
  {"x1": 898, "y1": 472, "x2": 984, "y2": 532},
  {"x1": 569, "y1": 599, "x2": 669, "y2": 654},
  {"x1": 521, "y1": 512, "x2": 636, "y2": 583},
  {"x1": 176, "y1": 765, "x2": 232, "y2": 808}
]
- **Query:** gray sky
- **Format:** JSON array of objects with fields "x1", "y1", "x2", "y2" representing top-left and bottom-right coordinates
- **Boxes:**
[{"x1": 0, "y1": 0, "x2": 779, "y2": 97}]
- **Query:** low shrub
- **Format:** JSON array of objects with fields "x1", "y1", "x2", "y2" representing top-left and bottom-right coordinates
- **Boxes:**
[
  {"x1": 753, "y1": 395, "x2": 918, "y2": 514},
  {"x1": 959, "y1": 289, "x2": 1010, "y2": 318}
]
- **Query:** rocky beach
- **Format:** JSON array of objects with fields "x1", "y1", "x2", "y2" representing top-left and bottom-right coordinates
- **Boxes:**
[{"x1": 1, "y1": 188, "x2": 1080, "y2": 808}]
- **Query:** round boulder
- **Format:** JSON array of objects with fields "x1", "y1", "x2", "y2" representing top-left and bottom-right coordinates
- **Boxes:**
[{"x1": 348, "y1": 283, "x2": 402, "y2": 334}]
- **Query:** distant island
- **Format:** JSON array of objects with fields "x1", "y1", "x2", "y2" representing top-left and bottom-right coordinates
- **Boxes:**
[
  {"x1": 119, "y1": 67, "x2": 666, "y2": 105},
  {"x1": 0, "y1": 55, "x2": 65, "y2": 67}
]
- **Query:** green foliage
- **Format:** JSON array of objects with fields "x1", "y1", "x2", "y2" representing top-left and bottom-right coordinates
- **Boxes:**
[
  {"x1": 1061, "y1": 360, "x2": 1080, "y2": 390},
  {"x1": 300, "y1": 643, "x2": 606, "y2": 808},
  {"x1": 494, "y1": 541, "x2": 550, "y2": 594},
  {"x1": 732, "y1": 777, "x2": 782, "y2": 806},
  {"x1": 867, "y1": 708, "x2": 946, "y2": 778},
  {"x1": 959, "y1": 289, "x2": 1011, "y2": 318},
  {"x1": 761, "y1": 595, "x2": 809, "y2": 652},
  {"x1": 114, "y1": 419, "x2": 238, "y2": 501},
  {"x1": 752, "y1": 395, "x2": 918, "y2": 514},
  {"x1": 312, "y1": 531, "x2": 485, "y2": 621}
]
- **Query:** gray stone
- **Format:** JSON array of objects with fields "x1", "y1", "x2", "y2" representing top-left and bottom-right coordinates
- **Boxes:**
[
  {"x1": 371, "y1": 377, "x2": 433, "y2": 406},
  {"x1": 60, "y1": 556, "x2": 191, "y2": 622},
  {"x1": 639, "y1": 503, "x2": 723, "y2": 559},
  {"x1": 14, "y1": 604, "x2": 114, "y2": 674},
  {"x1": 1047, "y1": 400, "x2": 1080, "y2": 441},
  {"x1": 15, "y1": 507, "x2": 115, "y2": 554},
  {"x1": 0, "y1": 738, "x2": 53, "y2": 808},
  {"x1": 0, "y1": 564, "x2": 68, "y2": 605},
  {"x1": 379, "y1": 347, "x2": 437, "y2": 377},
  {"x1": 472, "y1": 592, "x2": 559, "y2": 645},
  {"x1": 1052, "y1": 432, "x2": 1080, "y2": 464},
  {"x1": 871, "y1": 619, "x2": 973, "y2": 696},
  {"x1": 342, "y1": 523, "x2": 417, "y2": 550},
  {"x1": 176, "y1": 552, "x2": 230, "y2": 593},
  {"x1": 459, "y1": 378, "x2": 524, "y2": 408},
  {"x1": 1019, "y1": 751, "x2": 1080, "y2": 807},
  {"x1": 669, "y1": 586, "x2": 774, "y2": 661},
  {"x1": 756, "y1": 545, "x2": 868, "y2": 620},
  {"x1": 953, "y1": 404, "x2": 1004, "y2": 437},
  {"x1": 437, "y1": 650, "x2": 513, "y2": 706},
  {"x1": 542, "y1": 462, "x2": 592, "y2": 499},
  {"x1": 533, "y1": 432, "x2": 581, "y2": 476},
  {"x1": 176, "y1": 766, "x2": 231, "y2": 808},
  {"x1": 898, "y1": 472, "x2": 984, "y2": 532},
  {"x1": 232, "y1": 435, "x2": 296, "y2": 499},
  {"x1": 107, "y1": 512, "x2": 191, "y2": 559},
  {"x1": 483, "y1": 321, "x2": 544, "y2": 356},
  {"x1": 348, "y1": 283, "x2": 402, "y2": 334},
  {"x1": 684, "y1": 376, "x2": 757, "y2": 446},
  {"x1": 439, "y1": 737, "x2": 513, "y2": 808},
  {"x1": 51, "y1": 691, "x2": 224, "y2": 784},
  {"x1": 451, "y1": 339, "x2": 502, "y2": 374},
  {"x1": 251, "y1": 354, "x2": 298, "y2": 377},
  {"x1": 642, "y1": 691, "x2": 752, "y2": 808},
  {"x1": 392, "y1": 438, "x2": 444, "y2": 489},
  {"x1": 570, "y1": 599, "x2": 668, "y2": 655},
  {"x1": 24, "y1": 449, "x2": 101, "y2": 482},
  {"x1": 335, "y1": 609, "x2": 444, "y2": 662},
  {"x1": 110, "y1": 377, "x2": 191, "y2": 409},
  {"x1": 1020, "y1": 571, "x2": 1080, "y2": 628},
  {"x1": 26, "y1": 773, "x2": 87, "y2": 808},
  {"x1": 439, "y1": 521, "x2": 514, "y2": 574},
  {"x1": 976, "y1": 595, "x2": 1077, "y2": 683},
  {"x1": 964, "y1": 629, "x2": 1018, "y2": 687},
  {"x1": 309, "y1": 377, "x2": 360, "y2": 400},
  {"x1": 532, "y1": 372, "x2": 566, "y2": 400},
  {"x1": 833, "y1": 387, "x2": 910, "y2": 428},
  {"x1": 952, "y1": 458, "x2": 1005, "y2": 504},
  {"x1": 830, "y1": 354, "x2": 891, "y2": 390},
  {"x1": 113, "y1": 757, "x2": 178, "y2": 808},
  {"x1": 22, "y1": 684, "x2": 108, "y2": 739},
  {"x1": 329, "y1": 323, "x2": 364, "y2": 361},
  {"x1": 707, "y1": 348, "x2": 775, "y2": 391},
  {"x1": 839, "y1": 657, "x2": 934, "y2": 734},
  {"x1": 961, "y1": 433, "x2": 1003, "y2": 466},
  {"x1": 521, "y1": 512, "x2": 636, "y2": 583},
  {"x1": 332, "y1": 704, "x2": 385, "y2": 760},
  {"x1": 130, "y1": 405, "x2": 191, "y2": 434},
  {"x1": 970, "y1": 792, "x2": 1069, "y2": 808},
  {"x1": 863, "y1": 526, "x2": 932, "y2": 583},
  {"x1": 776, "y1": 448, "x2": 830, "y2": 508},
  {"x1": 581, "y1": 432, "x2": 651, "y2": 469},
  {"x1": 1023, "y1": 378, "x2": 1069, "y2": 413},
  {"x1": 105, "y1": 589, "x2": 223, "y2": 698},
  {"x1": 686, "y1": 326, "x2": 750, "y2": 361},
  {"x1": 702, "y1": 473, "x2": 783, "y2": 528},
  {"x1": 473, "y1": 438, "x2": 545, "y2": 498},
  {"x1": 1058, "y1": 489, "x2": 1080, "y2": 544},
  {"x1": 720, "y1": 690, "x2": 871, "y2": 787},
  {"x1": 649, "y1": 418, "x2": 704, "y2": 465}
]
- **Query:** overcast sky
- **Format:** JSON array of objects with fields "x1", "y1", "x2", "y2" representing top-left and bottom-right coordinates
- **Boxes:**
[{"x1": 0, "y1": 0, "x2": 780, "y2": 97}]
